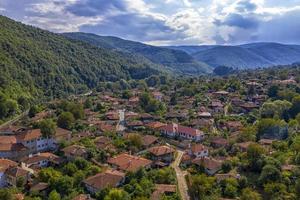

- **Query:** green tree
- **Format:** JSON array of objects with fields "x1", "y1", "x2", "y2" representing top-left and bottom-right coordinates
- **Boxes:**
[
  {"x1": 290, "y1": 95, "x2": 300, "y2": 118},
  {"x1": 258, "y1": 165, "x2": 282, "y2": 185},
  {"x1": 28, "y1": 105, "x2": 39, "y2": 118},
  {"x1": 189, "y1": 174, "x2": 216, "y2": 199},
  {"x1": 57, "y1": 112, "x2": 74, "y2": 129},
  {"x1": 39, "y1": 119, "x2": 56, "y2": 137},
  {"x1": 49, "y1": 190, "x2": 61, "y2": 200},
  {"x1": 104, "y1": 189, "x2": 130, "y2": 200},
  {"x1": 240, "y1": 188, "x2": 262, "y2": 200}
]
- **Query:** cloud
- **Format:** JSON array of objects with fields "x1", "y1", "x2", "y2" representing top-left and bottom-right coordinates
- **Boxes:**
[
  {"x1": 1, "y1": 0, "x2": 300, "y2": 45},
  {"x1": 65, "y1": 0, "x2": 127, "y2": 17},
  {"x1": 222, "y1": 13, "x2": 259, "y2": 29}
]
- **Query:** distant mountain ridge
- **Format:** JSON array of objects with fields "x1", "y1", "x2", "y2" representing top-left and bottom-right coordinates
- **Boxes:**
[
  {"x1": 63, "y1": 32, "x2": 212, "y2": 74},
  {"x1": 166, "y1": 43, "x2": 300, "y2": 69}
]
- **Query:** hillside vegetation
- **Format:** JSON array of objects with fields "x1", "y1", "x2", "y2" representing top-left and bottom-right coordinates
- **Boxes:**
[
  {"x1": 167, "y1": 43, "x2": 300, "y2": 69},
  {"x1": 63, "y1": 32, "x2": 212, "y2": 74},
  {"x1": 0, "y1": 15, "x2": 162, "y2": 121}
]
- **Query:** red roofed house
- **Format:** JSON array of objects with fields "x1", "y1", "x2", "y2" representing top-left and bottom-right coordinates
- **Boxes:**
[
  {"x1": 189, "y1": 144, "x2": 209, "y2": 158},
  {"x1": 83, "y1": 170, "x2": 125, "y2": 194},
  {"x1": 0, "y1": 159, "x2": 17, "y2": 187},
  {"x1": 62, "y1": 145, "x2": 88, "y2": 161},
  {"x1": 108, "y1": 153, "x2": 152, "y2": 172},
  {"x1": 20, "y1": 152, "x2": 62, "y2": 168},
  {"x1": 147, "y1": 145, "x2": 175, "y2": 163},
  {"x1": 160, "y1": 123, "x2": 205, "y2": 142},
  {"x1": 192, "y1": 157, "x2": 223, "y2": 175},
  {"x1": 5, "y1": 166, "x2": 31, "y2": 187}
]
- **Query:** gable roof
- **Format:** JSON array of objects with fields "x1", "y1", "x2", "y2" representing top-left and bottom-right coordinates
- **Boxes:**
[
  {"x1": 148, "y1": 145, "x2": 175, "y2": 156},
  {"x1": 142, "y1": 135, "x2": 158, "y2": 147},
  {"x1": 83, "y1": 170, "x2": 125, "y2": 190},
  {"x1": 0, "y1": 159, "x2": 18, "y2": 172},
  {"x1": 108, "y1": 153, "x2": 152, "y2": 172}
]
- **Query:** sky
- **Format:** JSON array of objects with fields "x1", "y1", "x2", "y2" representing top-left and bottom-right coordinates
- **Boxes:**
[{"x1": 0, "y1": 0, "x2": 300, "y2": 46}]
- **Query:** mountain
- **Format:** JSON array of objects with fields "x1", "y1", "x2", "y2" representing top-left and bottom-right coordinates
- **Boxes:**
[
  {"x1": 0, "y1": 15, "x2": 162, "y2": 100},
  {"x1": 166, "y1": 43, "x2": 300, "y2": 69},
  {"x1": 63, "y1": 32, "x2": 212, "y2": 74}
]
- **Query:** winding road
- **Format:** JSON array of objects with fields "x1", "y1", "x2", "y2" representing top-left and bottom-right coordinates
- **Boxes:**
[{"x1": 172, "y1": 150, "x2": 190, "y2": 200}]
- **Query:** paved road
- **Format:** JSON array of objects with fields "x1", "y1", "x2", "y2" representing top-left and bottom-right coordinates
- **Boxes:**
[{"x1": 172, "y1": 150, "x2": 190, "y2": 200}]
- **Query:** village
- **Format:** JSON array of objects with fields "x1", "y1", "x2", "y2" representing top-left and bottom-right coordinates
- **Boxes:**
[{"x1": 0, "y1": 68, "x2": 300, "y2": 200}]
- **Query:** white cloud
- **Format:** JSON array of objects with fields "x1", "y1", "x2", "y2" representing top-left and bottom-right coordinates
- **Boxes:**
[{"x1": 1, "y1": 0, "x2": 300, "y2": 45}]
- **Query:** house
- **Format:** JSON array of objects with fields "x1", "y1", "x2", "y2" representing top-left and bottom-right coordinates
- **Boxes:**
[
  {"x1": 211, "y1": 138, "x2": 229, "y2": 148},
  {"x1": 236, "y1": 142, "x2": 255, "y2": 152},
  {"x1": 197, "y1": 112, "x2": 212, "y2": 119},
  {"x1": 152, "y1": 91, "x2": 163, "y2": 101},
  {"x1": 141, "y1": 135, "x2": 159, "y2": 148},
  {"x1": 21, "y1": 152, "x2": 62, "y2": 168},
  {"x1": 107, "y1": 153, "x2": 152, "y2": 172},
  {"x1": 126, "y1": 121, "x2": 144, "y2": 130},
  {"x1": 62, "y1": 145, "x2": 88, "y2": 160},
  {"x1": 150, "y1": 184, "x2": 176, "y2": 200},
  {"x1": 160, "y1": 123, "x2": 205, "y2": 142},
  {"x1": 17, "y1": 129, "x2": 55, "y2": 153},
  {"x1": 223, "y1": 121, "x2": 243, "y2": 132},
  {"x1": 5, "y1": 166, "x2": 31, "y2": 187},
  {"x1": 146, "y1": 122, "x2": 166, "y2": 130},
  {"x1": 240, "y1": 102, "x2": 259, "y2": 113},
  {"x1": 259, "y1": 139, "x2": 275, "y2": 146},
  {"x1": 29, "y1": 182, "x2": 49, "y2": 194},
  {"x1": 139, "y1": 113, "x2": 154, "y2": 123},
  {"x1": 0, "y1": 143, "x2": 29, "y2": 161},
  {"x1": 209, "y1": 101, "x2": 224, "y2": 113},
  {"x1": 192, "y1": 157, "x2": 223, "y2": 175},
  {"x1": 54, "y1": 128, "x2": 71, "y2": 144},
  {"x1": 0, "y1": 159, "x2": 17, "y2": 187},
  {"x1": 147, "y1": 145, "x2": 175, "y2": 163},
  {"x1": 189, "y1": 144, "x2": 209, "y2": 158},
  {"x1": 83, "y1": 170, "x2": 125, "y2": 194}
]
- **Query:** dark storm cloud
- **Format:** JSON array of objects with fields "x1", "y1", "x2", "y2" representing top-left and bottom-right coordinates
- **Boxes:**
[
  {"x1": 65, "y1": 0, "x2": 127, "y2": 17},
  {"x1": 223, "y1": 13, "x2": 259, "y2": 29},
  {"x1": 79, "y1": 13, "x2": 185, "y2": 42}
]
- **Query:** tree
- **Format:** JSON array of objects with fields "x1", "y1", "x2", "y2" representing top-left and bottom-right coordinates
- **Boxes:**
[
  {"x1": 290, "y1": 95, "x2": 300, "y2": 118},
  {"x1": 49, "y1": 190, "x2": 61, "y2": 200},
  {"x1": 28, "y1": 105, "x2": 39, "y2": 118},
  {"x1": 104, "y1": 189, "x2": 130, "y2": 200},
  {"x1": 84, "y1": 98, "x2": 93, "y2": 109},
  {"x1": 221, "y1": 161, "x2": 232, "y2": 173},
  {"x1": 5, "y1": 99, "x2": 18, "y2": 116},
  {"x1": 264, "y1": 182, "x2": 287, "y2": 199},
  {"x1": 57, "y1": 112, "x2": 74, "y2": 129},
  {"x1": 189, "y1": 174, "x2": 216, "y2": 199},
  {"x1": 128, "y1": 134, "x2": 143, "y2": 150},
  {"x1": 122, "y1": 90, "x2": 133, "y2": 99},
  {"x1": 268, "y1": 85, "x2": 279, "y2": 98},
  {"x1": 39, "y1": 119, "x2": 56, "y2": 137},
  {"x1": 0, "y1": 189, "x2": 14, "y2": 200},
  {"x1": 247, "y1": 144, "x2": 265, "y2": 171},
  {"x1": 258, "y1": 165, "x2": 282, "y2": 185},
  {"x1": 240, "y1": 188, "x2": 262, "y2": 200}
]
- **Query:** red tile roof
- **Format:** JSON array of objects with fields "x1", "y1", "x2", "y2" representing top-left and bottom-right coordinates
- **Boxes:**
[
  {"x1": 0, "y1": 159, "x2": 17, "y2": 172},
  {"x1": 142, "y1": 135, "x2": 158, "y2": 147},
  {"x1": 191, "y1": 144, "x2": 208, "y2": 153},
  {"x1": 148, "y1": 145, "x2": 175, "y2": 156},
  {"x1": 108, "y1": 153, "x2": 152, "y2": 172},
  {"x1": 83, "y1": 170, "x2": 125, "y2": 191}
]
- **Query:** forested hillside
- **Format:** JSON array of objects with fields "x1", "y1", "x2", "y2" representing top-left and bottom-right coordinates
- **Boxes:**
[
  {"x1": 63, "y1": 32, "x2": 212, "y2": 74},
  {"x1": 167, "y1": 43, "x2": 300, "y2": 69},
  {"x1": 0, "y1": 15, "x2": 161, "y2": 121}
]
